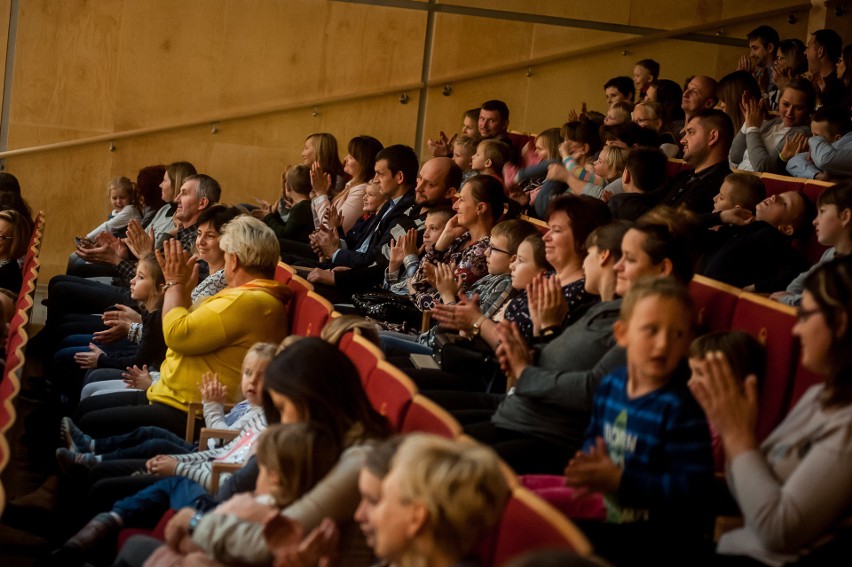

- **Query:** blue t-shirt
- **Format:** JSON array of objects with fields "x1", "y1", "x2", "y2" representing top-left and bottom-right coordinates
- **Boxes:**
[{"x1": 585, "y1": 366, "x2": 714, "y2": 526}]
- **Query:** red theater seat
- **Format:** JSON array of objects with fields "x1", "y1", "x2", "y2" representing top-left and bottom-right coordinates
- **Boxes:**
[{"x1": 689, "y1": 275, "x2": 741, "y2": 333}]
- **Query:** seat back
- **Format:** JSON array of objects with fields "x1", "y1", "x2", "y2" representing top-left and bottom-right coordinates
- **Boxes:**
[
  {"x1": 731, "y1": 294, "x2": 798, "y2": 441},
  {"x1": 400, "y1": 394, "x2": 462, "y2": 438},
  {"x1": 290, "y1": 291, "x2": 333, "y2": 337},
  {"x1": 364, "y1": 361, "x2": 416, "y2": 430},
  {"x1": 758, "y1": 172, "x2": 803, "y2": 197},
  {"x1": 689, "y1": 275, "x2": 741, "y2": 334},
  {"x1": 274, "y1": 261, "x2": 295, "y2": 286},
  {"x1": 342, "y1": 332, "x2": 385, "y2": 388},
  {"x1": 489, "y1": 486, "x2": 593, "y2": 566}
]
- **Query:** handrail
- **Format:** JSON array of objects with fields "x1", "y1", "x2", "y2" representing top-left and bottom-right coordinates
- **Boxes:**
[{"x1": 0, "y1": 3, "x2": 810, "y2": 160}]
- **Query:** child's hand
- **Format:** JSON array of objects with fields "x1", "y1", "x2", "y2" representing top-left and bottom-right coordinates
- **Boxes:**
[
  {"x1": 388, "y1": 234, "x2": 407, "y2": 272},
  {"x1": 122, "y1": 364, "x2": 152, "y2": 390},
  {"x1": 214, "y1": 493, "x2": 275, "y2": 523},
  {"x1": 252, "y1": 198, "x2": 272, "y2": 219},
  {"x1": 528, "y1": 274, "x2": 567, "y2": 335},
  {"x1": 688, "y1": 351, "x2": 758, "y2": 458},
  {"x1": 434, "y1": 262, "x2": 461, "y2": 304},
  {"x1": 422, "y1": 262, "x2": 439, "y2": 289},
  {"x1": 564, "y1": 437, "x2": 623, "y2": 494},
  {"x1": 199, "y1": 372, "x2": 227, "y2": 404},
  {"x1": 147, "y1": 455, "x2": 179, "y2": 476},
  {"x1": 401, "y1": 228, "x2": 420, "y2": 256},
  {"x1": 73, "y1": 343, "x2": 104, "y2": 369},
  {"x1": 546, "y1": 163, "x2": 569, "y2": 184}
]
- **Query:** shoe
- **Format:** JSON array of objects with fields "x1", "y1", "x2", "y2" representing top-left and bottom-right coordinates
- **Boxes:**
[
  {"x1": 56, "y1": 448, "x2": 97, "y2": 473},
  {"x1": 60, "y1": 417, "x2": 92, "y2": 452},
  {"x1": 19, "y1": 377, "x2": 57, "y2": 403},
  {"x1": 64, "y1": 512, "x2": 120, "y2": 551}
]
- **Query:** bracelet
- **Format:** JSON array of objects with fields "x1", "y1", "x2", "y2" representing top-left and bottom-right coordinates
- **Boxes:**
[
  {"x1": 162, "y1": 281, "x2": 183, "y2": 291},
  {"x1": 540, "y1": 325, "x2": 561, "y2": 338},
  {"x1": 778, "y1": 151, "x2": 790, "y2": 163},
  {"x1": 187, "y1": 511, "x2": 205, "y2": 535}
]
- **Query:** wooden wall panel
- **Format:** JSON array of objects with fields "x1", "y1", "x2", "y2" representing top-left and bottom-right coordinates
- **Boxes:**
[
  {"x1": 0, "y1": 0, "x2": 830, "y2": 279},
  {"x1": 0, "y1": 0, "x2": 11, "y2": 132}
]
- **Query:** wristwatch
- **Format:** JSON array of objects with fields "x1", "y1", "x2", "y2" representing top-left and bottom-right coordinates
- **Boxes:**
[
  {"x1": 188, "y1": 511, "x2": 205, "y2": 535},
  {"x1": 470, "y1": 315, "x2": 487, "y2": 337}
]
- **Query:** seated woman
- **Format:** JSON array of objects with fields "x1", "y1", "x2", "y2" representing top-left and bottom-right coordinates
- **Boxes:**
[
  {"x1": 0, "y1": 208, "x2": 30, "y2": 295},
  {"x1": 729, "y1": 78, "x2": 814, "y2": 174},
  {"x1": 368, "y1": 434, "x2": 509, "y2": 567},
  {"x1": 691, "y1": 256, "x2": 852, "y2": 565},
  {"x1": 429, "y1": 209, "x2": 698, "y2": 474},
  {"x1": 410, "y1": 174, "x2": 508, "y2": 311},
  {"x1": 76, "y1": 215, "x2": 291, "y2": 438}
]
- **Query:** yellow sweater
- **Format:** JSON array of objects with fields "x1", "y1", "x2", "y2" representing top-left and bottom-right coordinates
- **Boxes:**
[{"x1": 147, "y1": 279, "x2": 291, "y2": 411}]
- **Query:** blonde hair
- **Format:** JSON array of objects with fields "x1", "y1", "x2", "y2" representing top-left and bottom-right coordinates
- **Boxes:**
[
  {"x1": 619, "y1": 276, "x2": 694, "y2": 327},
  {"x1": 600, "y1": 145, "x2": 629, "y2": 181},
  {"x1": 246, "y1": 341, "x2": 277, "y2": 363},
  {"x1": 391, "y1": 434, "x2": 509, "y2": 561},
  {"x1": 218, "y1": 215, "x2": 281, "y2": 278},
  {"x1": 109, "y1": 176, "x2": 135, "y2": 203},
  {"x1": 320, "y1": 315, "x2": 380, "y2": 346}
]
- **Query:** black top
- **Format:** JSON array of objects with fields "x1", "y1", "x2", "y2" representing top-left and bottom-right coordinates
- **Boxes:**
[
  {"x1": 659, "y1": 160, "x2": 730, "y2": 215},
  {"x1": 0, "y1": 259, "x2": 22, "y2": 295}
]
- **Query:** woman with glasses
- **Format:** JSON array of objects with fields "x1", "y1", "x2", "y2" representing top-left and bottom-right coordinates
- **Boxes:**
[
  {"x1": 0, "y1": 208, "x2": 30, "y2": 294},
  {"x1": 691, "y1": 255, "x2": 852, "y2": 565}
]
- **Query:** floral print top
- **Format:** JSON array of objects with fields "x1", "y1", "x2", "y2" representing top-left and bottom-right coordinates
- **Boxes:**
[
  {"x1": 503, "y1": 276, "x2": 597, "y2": 341},
  {"x1": 410, "y1": 232, "x2": 490, "y2": 311}
]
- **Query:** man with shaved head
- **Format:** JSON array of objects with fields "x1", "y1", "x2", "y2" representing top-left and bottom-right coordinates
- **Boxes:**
[{"x1": 681, "y1": 75, "x2": 718, "y2": 122}]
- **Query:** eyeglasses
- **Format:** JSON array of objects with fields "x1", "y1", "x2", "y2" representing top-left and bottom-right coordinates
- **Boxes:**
[
  {"x1": 795, "y1": 307, "x2": 821, "y2": 323},
  {"x1": 486, "y1": 244, "x2": 511, "y2": 256}
]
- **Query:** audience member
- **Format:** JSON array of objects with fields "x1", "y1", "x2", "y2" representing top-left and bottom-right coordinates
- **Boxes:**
[
  {"x1": 773, "y1": 181, "x2": 852, "y2": 306},
  {"x1": 633, "y1": 58, "x2": 659, "y2": 100},
  {"x1": 806, "y1": 29, "x2": 846, "y2": 108},
  {"x1": 773, "y1": 38, "x2": 808, "y2": 105},
  {"x1": 262, "y1": 164, "x2": 314, "y2": 244},
  {"x1": 691, "y1": 256, "x2": 852, "y2": 565},
  {"x1": 604, "y1": 76, "x2": 634, "y2": 106},
  {"x1": 739, "y1": 25, "x2": 780, "y2": 107},
  {"x1": 631, "y1": 100, "x2": 679, "y2": 156},
  {"x1": 608, "y1": 147, "x2": 667, "y2": 221},
  {"x1": 565, "y1": 277, "x2": 714, "y2": 565},
  {"x1": 730, "y1": 78, "x2": 815, "y2": 174},
  {"x1": 716, "y1": 70, "x2": 763, "y2": 132},
  {"x1": 647, "y1": 78, "x2": 685, "y2": 138},
  {"x1": 681, "y1": 75, "x2": 718, "y2": 122},
  {"x1": 787, "y1": 105, "x2": 852, "y2": 179},
  {"x1": 660, "y1": 109, "x2": 733, "y2": 213},
  {"x1": 301, "y1": 132, "x2": 348, "y2": 195},
  {"x1": 698, "y1": 190, "x2": 811, "y2": 291}
]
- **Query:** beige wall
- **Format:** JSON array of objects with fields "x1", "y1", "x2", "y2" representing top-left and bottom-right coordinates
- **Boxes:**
[{"x1": 0, "y1": 0, "x2": 843, "y2": 278}]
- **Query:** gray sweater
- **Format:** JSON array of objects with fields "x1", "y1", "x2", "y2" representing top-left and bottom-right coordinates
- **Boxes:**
[
  {"x1": 492, "y1": 299, "x2": 625, "y2": 451},
  {"x1": 730, "y1": 117, "x2": 810, "y2": 175}
]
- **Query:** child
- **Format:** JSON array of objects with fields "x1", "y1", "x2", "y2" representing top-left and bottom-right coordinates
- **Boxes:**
[
  {"x1": 787, "y1": 105, "x2": 852, "y2": 179},
  {"x1": 452, "y1": 134, "x2": 478, "y2": 187},
  {"x1": 509, "y1": 233, "x2": 551, "y2": 303},
  {"x1": 512, "y1": 128, "x2": 562, "y2": 205},
  {"x1": 533, "y1": 119, "x2": 603, "y2": 218},
  {"x1": 578, "y1": 144, "x2": 629, "y2": 199},
  {"x1": 633, "y1": 58, "x2": 660, "y2": 100},
  {"x1": 84, "y1": 176, "x2": 142, "y2": 241},
  {"x1": 55, "y1": 253, "x2": 168, "y2": 402},
  {"x1": 563, "y1": 277, "x2": 714, "y2": 564},
  {"x1": 712, "y1": 172, "x2": 766, "y2": 215},
  {"x1": 384, "y1": 206, "x2": 453, "y2": 296},
  {"x1": 471, "y1": 138, "x2": 510, "y2": 181},
  {"x1": 687, "y1": 331, "x2": 765, "y2": 471},
  {"x1": 608, "y1": 147, "x2": 668, "y2": 221},
  {"x1": 57, "y1": 342, "x2": 276, "y2": 469},
  {"x1": 379, "y1": 220, "x2": 539, "y2": 357},
  {"x1": 604, "y1": 101, "x2": 634, "y2": 126},
  {"x1": 773, "y1": 182, "x2": 852, "y2": 305},
  {"x1": 262, "y1": 164, "x2": 315, "y2": 244},
  {"x1": 52, "y1": 421, "x2": 340, "y2": 565}
]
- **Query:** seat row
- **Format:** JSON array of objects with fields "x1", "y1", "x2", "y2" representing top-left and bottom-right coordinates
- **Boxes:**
[
  {"x1": 0, "y1": 212, "x2": 46, "y2": 514},
  {"x1": 272, "y1": 261, "x2": 595, "y2": 564}
]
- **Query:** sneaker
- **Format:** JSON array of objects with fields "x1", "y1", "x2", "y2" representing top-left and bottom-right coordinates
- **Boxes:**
[
  {"x1": 55, "y1": 448, "x2": 97, "y2": 473},
  {"x1": 60, "y1": 417, "x2": 92, "y2": 452}
]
